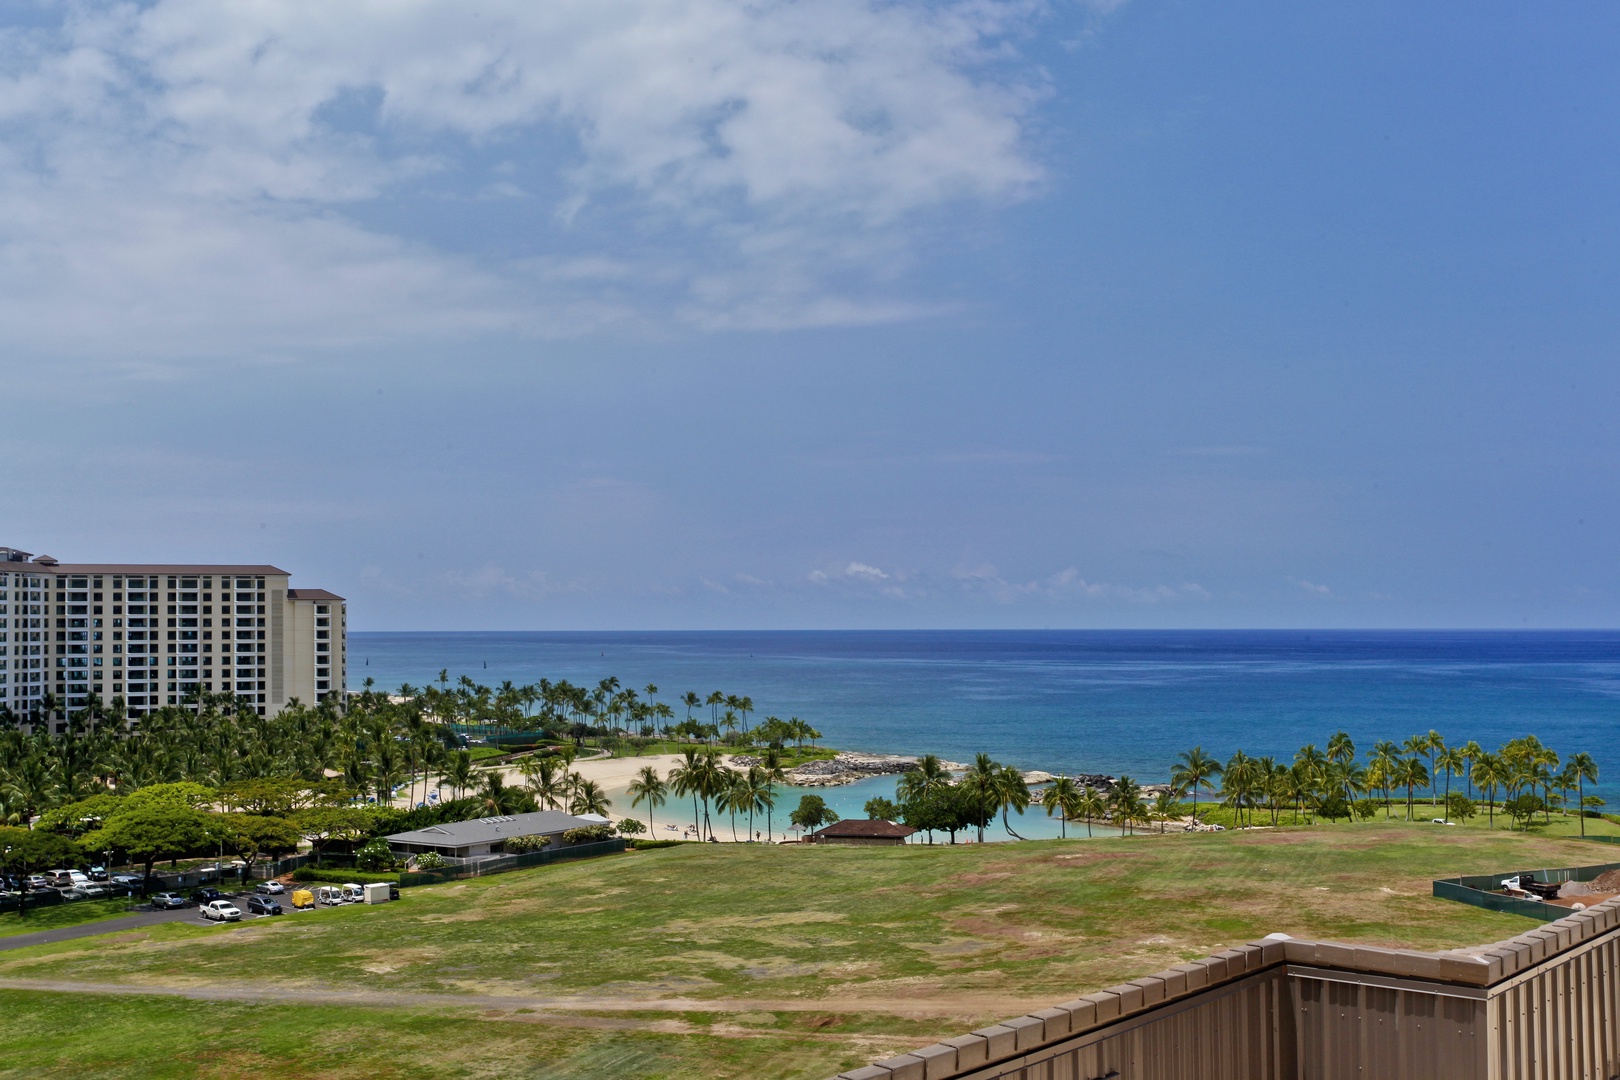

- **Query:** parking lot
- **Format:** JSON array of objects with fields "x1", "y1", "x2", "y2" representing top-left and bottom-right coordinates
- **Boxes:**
[{"x1": 0, "y1": 886, "x2": 339, "y2": 954}]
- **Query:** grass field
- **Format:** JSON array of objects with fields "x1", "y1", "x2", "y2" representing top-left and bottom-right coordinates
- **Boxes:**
[
  {"x1": 0, "y1": 823, "x2": 1605, "y2": 1079},
  {"x1": 0, "y1": 897, "x2": 136, "y2": 938}
]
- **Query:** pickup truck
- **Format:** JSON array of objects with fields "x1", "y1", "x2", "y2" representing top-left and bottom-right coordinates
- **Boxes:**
[{"x1": 200, "y1": 900, "x2": 243, "y2": 922}]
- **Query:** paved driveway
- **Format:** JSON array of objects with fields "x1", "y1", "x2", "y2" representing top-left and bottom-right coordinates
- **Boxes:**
[{"x1": 0, "y1": 893, "x2": 288, "y2": 953}]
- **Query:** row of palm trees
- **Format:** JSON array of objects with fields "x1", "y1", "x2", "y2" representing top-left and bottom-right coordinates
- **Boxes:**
[
  {"x1": 1168, "y1": 732, "x2": 1600, "y2": 833},
  {"x1": 624, "y1": 747, "x2": 787, "y2": 841},
  {"x1": 383, "y1": 674, "x2": 807, "y2": 747}
]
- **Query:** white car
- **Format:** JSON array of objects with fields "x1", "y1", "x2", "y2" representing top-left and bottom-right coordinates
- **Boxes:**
[
  {"x1": 201, "y1": 900, "x2": 242, "y2": 922},
  {"x1": 255, "y1": 881, "x2": 286, "y2": 895}
]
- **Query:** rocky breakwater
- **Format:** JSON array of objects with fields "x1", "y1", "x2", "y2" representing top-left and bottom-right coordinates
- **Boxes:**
[{"x1": 736, "y1": 751, "x2": 940, "y2": 788}]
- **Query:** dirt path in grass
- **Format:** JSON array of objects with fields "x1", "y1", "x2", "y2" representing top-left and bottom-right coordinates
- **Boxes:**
[{"x1": 0, "y1": 976, "x2": 1035, "y2": 1023}]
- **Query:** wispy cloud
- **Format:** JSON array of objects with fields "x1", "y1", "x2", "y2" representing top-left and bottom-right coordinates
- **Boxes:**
[
  {"x1": 1288, "y1": 577, "x2": 1333, "y2": 597},
  {"x1": 0, "y1": 0, "x2": 1050, "y2": 362}
]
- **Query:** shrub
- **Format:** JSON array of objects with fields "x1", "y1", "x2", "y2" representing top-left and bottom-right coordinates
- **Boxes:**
[
  {"x1": 562, "y1": 824, "x2": 615, "y2": 844},
  {"x1": 628, "y1": 839, "x2": 682, "y2": 850},
  {"x1": 355, "y1": 838, "x2": 397, "y2": 872},
  {"x1": 412, "y1": 851, "x2": 446, "y2": 869},
  {"x1": 1317, "y1": 795, "x2": 1351, "y2": 822},
  {"x1": 291, "y1": 867, "x2": 398, "y2": 885},
  {"x1": 1445, "y1": 793, "x2": 1477, "y2": 822},
  {"x1": 1353, "y1": 798, "x2": 1379, "y2": 821},
  {"x1": 616, "y1": 818, "x2": 646, "y2": 836},
  {"x1": 504, "y1": 834, "x2": 551, "y2": 854}
]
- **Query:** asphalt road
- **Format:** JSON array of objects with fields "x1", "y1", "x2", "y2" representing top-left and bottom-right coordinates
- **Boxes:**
[{"x1": 0, "y1": 893, "x2": 287, "y2": 953}]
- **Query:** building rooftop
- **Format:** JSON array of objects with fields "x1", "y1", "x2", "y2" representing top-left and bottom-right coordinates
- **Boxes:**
[
  {"x1": 807, "y1": 819, "x2": 916, "y2": 840},
  {"x1": 385, "y1": 810, "x2": 599, "y2": 848},
  {"x1": 288, "y1": 588, "x2": 346, "y2": 602}
]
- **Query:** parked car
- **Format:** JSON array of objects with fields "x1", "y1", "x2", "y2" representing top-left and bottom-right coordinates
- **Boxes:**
[
  {"x1": 314, "y1": 886, "x2": 346, "y2": 906},
  {"x1": 340, "y1": 883, "x2": 366, "y2": 903},
  {"x1": 110, "y1": 874, "x2": 144, "y2": 889},
  {"x1": 243, "y1": 895, "x2": 282, "y2": 916},
  {"x1": 151, "y1": 892, "x2": 189, "y2": 909},
  {"x1": 200, "y1": 900, "x2": 242, "y2": 922},
  {"x1": 78, "y1": 883, "x2": 111, "y2": 898},
  {"x1": 255, "y1": 881, "x2": 286, "y2": 895},
  {"x1": 43, "y1": 869, "x2": 85, "y2": 889},
  {"x1": 189, "y1": 887, "x2": 223, "y2": 905},
  {"x1": 24, "y1": 875, "x2": 50, "y2": 891},
  {"x1": 87, "y1": 866, "x2": 110, "y2": 882}
]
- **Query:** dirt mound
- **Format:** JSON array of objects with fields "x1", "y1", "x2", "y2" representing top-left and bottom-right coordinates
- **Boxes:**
[{"x1": 1590, "y1": 870, "x2": 1620, "y2": 892}]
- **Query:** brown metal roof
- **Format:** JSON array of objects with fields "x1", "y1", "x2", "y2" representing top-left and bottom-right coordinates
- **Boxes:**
[
  {"x1": 288, "y1": 588, "x2": 346, "y2": 602},
  {"x1": 808, "y1": 819, "x2": 916, "y2": 839}
]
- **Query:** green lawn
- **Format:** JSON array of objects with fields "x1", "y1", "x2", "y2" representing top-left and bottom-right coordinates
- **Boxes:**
[
  {"x1": 0, "y1": 898, "x2": 137, "y2": 939},
  {"x1": 0, "y1": 824, "x2": 1604, "y2": 1079}
]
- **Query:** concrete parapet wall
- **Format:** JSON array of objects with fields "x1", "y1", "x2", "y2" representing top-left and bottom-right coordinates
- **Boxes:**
[{"x1": 832, "y1": 897, "x2": 1620, "y2": 1080}]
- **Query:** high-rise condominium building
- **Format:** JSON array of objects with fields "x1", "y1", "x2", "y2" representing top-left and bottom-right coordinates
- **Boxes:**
[{"x1": 0, "y1": 546, "x2": 345, "y2": 731}]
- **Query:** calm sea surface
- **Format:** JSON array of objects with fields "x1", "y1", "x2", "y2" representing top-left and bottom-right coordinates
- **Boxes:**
[{"x1": 349, "y1": 631, "x2": 1620, "y2": 838}]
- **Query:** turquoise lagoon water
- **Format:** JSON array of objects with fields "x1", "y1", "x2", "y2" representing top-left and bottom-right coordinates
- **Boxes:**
[{"x1": 351, "y1": 630, "x2": 1620, "y2": 834}]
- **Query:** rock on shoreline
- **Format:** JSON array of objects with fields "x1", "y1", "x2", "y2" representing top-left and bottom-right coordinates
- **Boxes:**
[{"x1": 731, "y1": 752, "x2": 1133, "y2": 791}]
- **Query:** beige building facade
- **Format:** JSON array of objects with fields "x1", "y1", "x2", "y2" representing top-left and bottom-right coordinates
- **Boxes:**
[{"x1": 0, "y1": 546, "x2": 345, "y2": 729}]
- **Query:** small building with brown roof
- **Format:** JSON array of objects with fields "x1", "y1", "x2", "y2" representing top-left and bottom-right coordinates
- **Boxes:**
[{"x1": 804, "y1": 819, "x2": 916, "y2": 846}]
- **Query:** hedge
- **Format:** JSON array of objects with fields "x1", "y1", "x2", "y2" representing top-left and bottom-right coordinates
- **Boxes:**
[
  {"x1": 291, "y1": 867, "x2": 399, "y2": 885},
  {"x1": 627, "y1": 839, "x2": 685, "y2": 850}
]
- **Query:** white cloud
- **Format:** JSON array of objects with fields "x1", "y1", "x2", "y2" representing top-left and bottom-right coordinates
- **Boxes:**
[
  {"x1": 806, "y1": 558, "x2": 1205, "y2": 606},
  {"x1": 0, "y1": 0, "x2": 1049, "y2": 362},
  {"x1": 1289, "y1": 577, "x2": 1333, "y2": 597}
]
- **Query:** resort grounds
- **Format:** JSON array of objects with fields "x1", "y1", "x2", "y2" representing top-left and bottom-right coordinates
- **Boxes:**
[{"x1": 0, "y1": 822, "x2": 1610, "y2": 1079}]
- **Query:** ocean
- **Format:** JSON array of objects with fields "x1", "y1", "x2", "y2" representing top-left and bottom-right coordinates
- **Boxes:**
[{"x1": 348, "y1": 630, "x2": 1620, "y2": 839}]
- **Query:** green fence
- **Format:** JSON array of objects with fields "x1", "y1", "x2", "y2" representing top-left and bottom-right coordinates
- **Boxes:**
[{"x1": 1433, "y1": 859, "x2": 1620, "y2": 922}]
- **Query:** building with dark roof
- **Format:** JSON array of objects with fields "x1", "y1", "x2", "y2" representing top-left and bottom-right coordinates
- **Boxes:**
[
  {"x1": 384, "y1": 810, "x2": 608, "y2": 860},
  {"x1": 804, "y1": 819, "x2": 917, "y2": 846},
  {"x1": 1, "y1": 546, "x2": 345, "y2": 729}
]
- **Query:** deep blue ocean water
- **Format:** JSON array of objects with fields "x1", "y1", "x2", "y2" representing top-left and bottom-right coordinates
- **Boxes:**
[{"x1": 349, "y1": 630, "x2": 1620, "y2": 835}]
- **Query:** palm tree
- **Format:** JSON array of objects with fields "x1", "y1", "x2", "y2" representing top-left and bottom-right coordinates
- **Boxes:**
[
  {"x1": 444, "y1": 749, "x2": 475, "y2": 800},
  {"x1": 1075, "y1": 786, "x2": 1106, "y2": 838},
  {"x1": 1370, "y1": 741, "x2": 1401, "y2": 818},
  {"x1": 1435, "y1": 746, "x2": 1466, "y2": 822},
  {"x1": 898, "y1": 754, "x2": 952, "y2": 803},
  {"x1": 1170, "y1": 747, "x2": 1222, "y2": 823},
  {"x1": 1109, "y1": 776, "x2": 1145, "y2": 836},
  {"x1": 477, "y1": 771, "x2": 525, "y2": 816},
  {"x1": 628, "y1": 765, "x2": 667, "y2": 835},
  {"x1": 1460, "y1": 740, "x2": 1483, "y2": 801},
  {"x1": 1472, "y1": 751, "x2": 1506, "y2": 828},
  {"x1": 742, "y1": 766, "x2": 774, "y2": 841},
  {"x1": 668, "y1": 750, "x2": 703, "y2": 837},
  {"x1": 568, "y1": 778, "x2": 611, "y2": 817},
  {"x1": 717, "y1": 768, "x2": 745, "y2": 840},
  {"x1": 1394, "y1": 757, "x2": 1430, "y2": 821},
  {"x1": 1569, "y1": 752, "x2": 1599, "y2": 837},
  {"x1": 1152, "y1": 790, "x2": 1180, "y2": 833},
  {"x1": 1223, "y1": 750, "x2": 1258, "y2": 827},
  {"x1": 991, "y1": 764, "x2": 1031, "y2": 839},
  {"x1": 959, "y1": 753, "x2": 1000, "y2": 843},
  {"x1": 760, "y1": 747, "x2": 787, "y2": 839},
  {"x1": 1044, "y1": 776, "x2": 1082, "y2": 839}
]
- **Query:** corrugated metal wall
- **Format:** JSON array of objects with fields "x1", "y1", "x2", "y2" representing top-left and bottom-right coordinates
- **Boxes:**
[
  {"x1": 834, "y1": 897, "x2": 1620, "y2": 1080},
  {"x1": 978, "y1": 971, "x2": 1294, "y2": 1080},
  {"x1": 1290, "y1": 969, "x2": 1487, "y2": 1080},
  {"x1": 1489, "y1": 932, "x2": 1620, "y2": 1080}
]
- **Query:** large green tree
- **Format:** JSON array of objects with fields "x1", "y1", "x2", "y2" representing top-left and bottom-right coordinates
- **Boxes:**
[{"x1": 83, "y1": 801, "x2": 213, "y2": 885}]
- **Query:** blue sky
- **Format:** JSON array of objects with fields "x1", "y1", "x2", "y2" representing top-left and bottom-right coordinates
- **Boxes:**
[{"x1": 3, "y1": 1, "x2": 1617, "y2": 630}]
